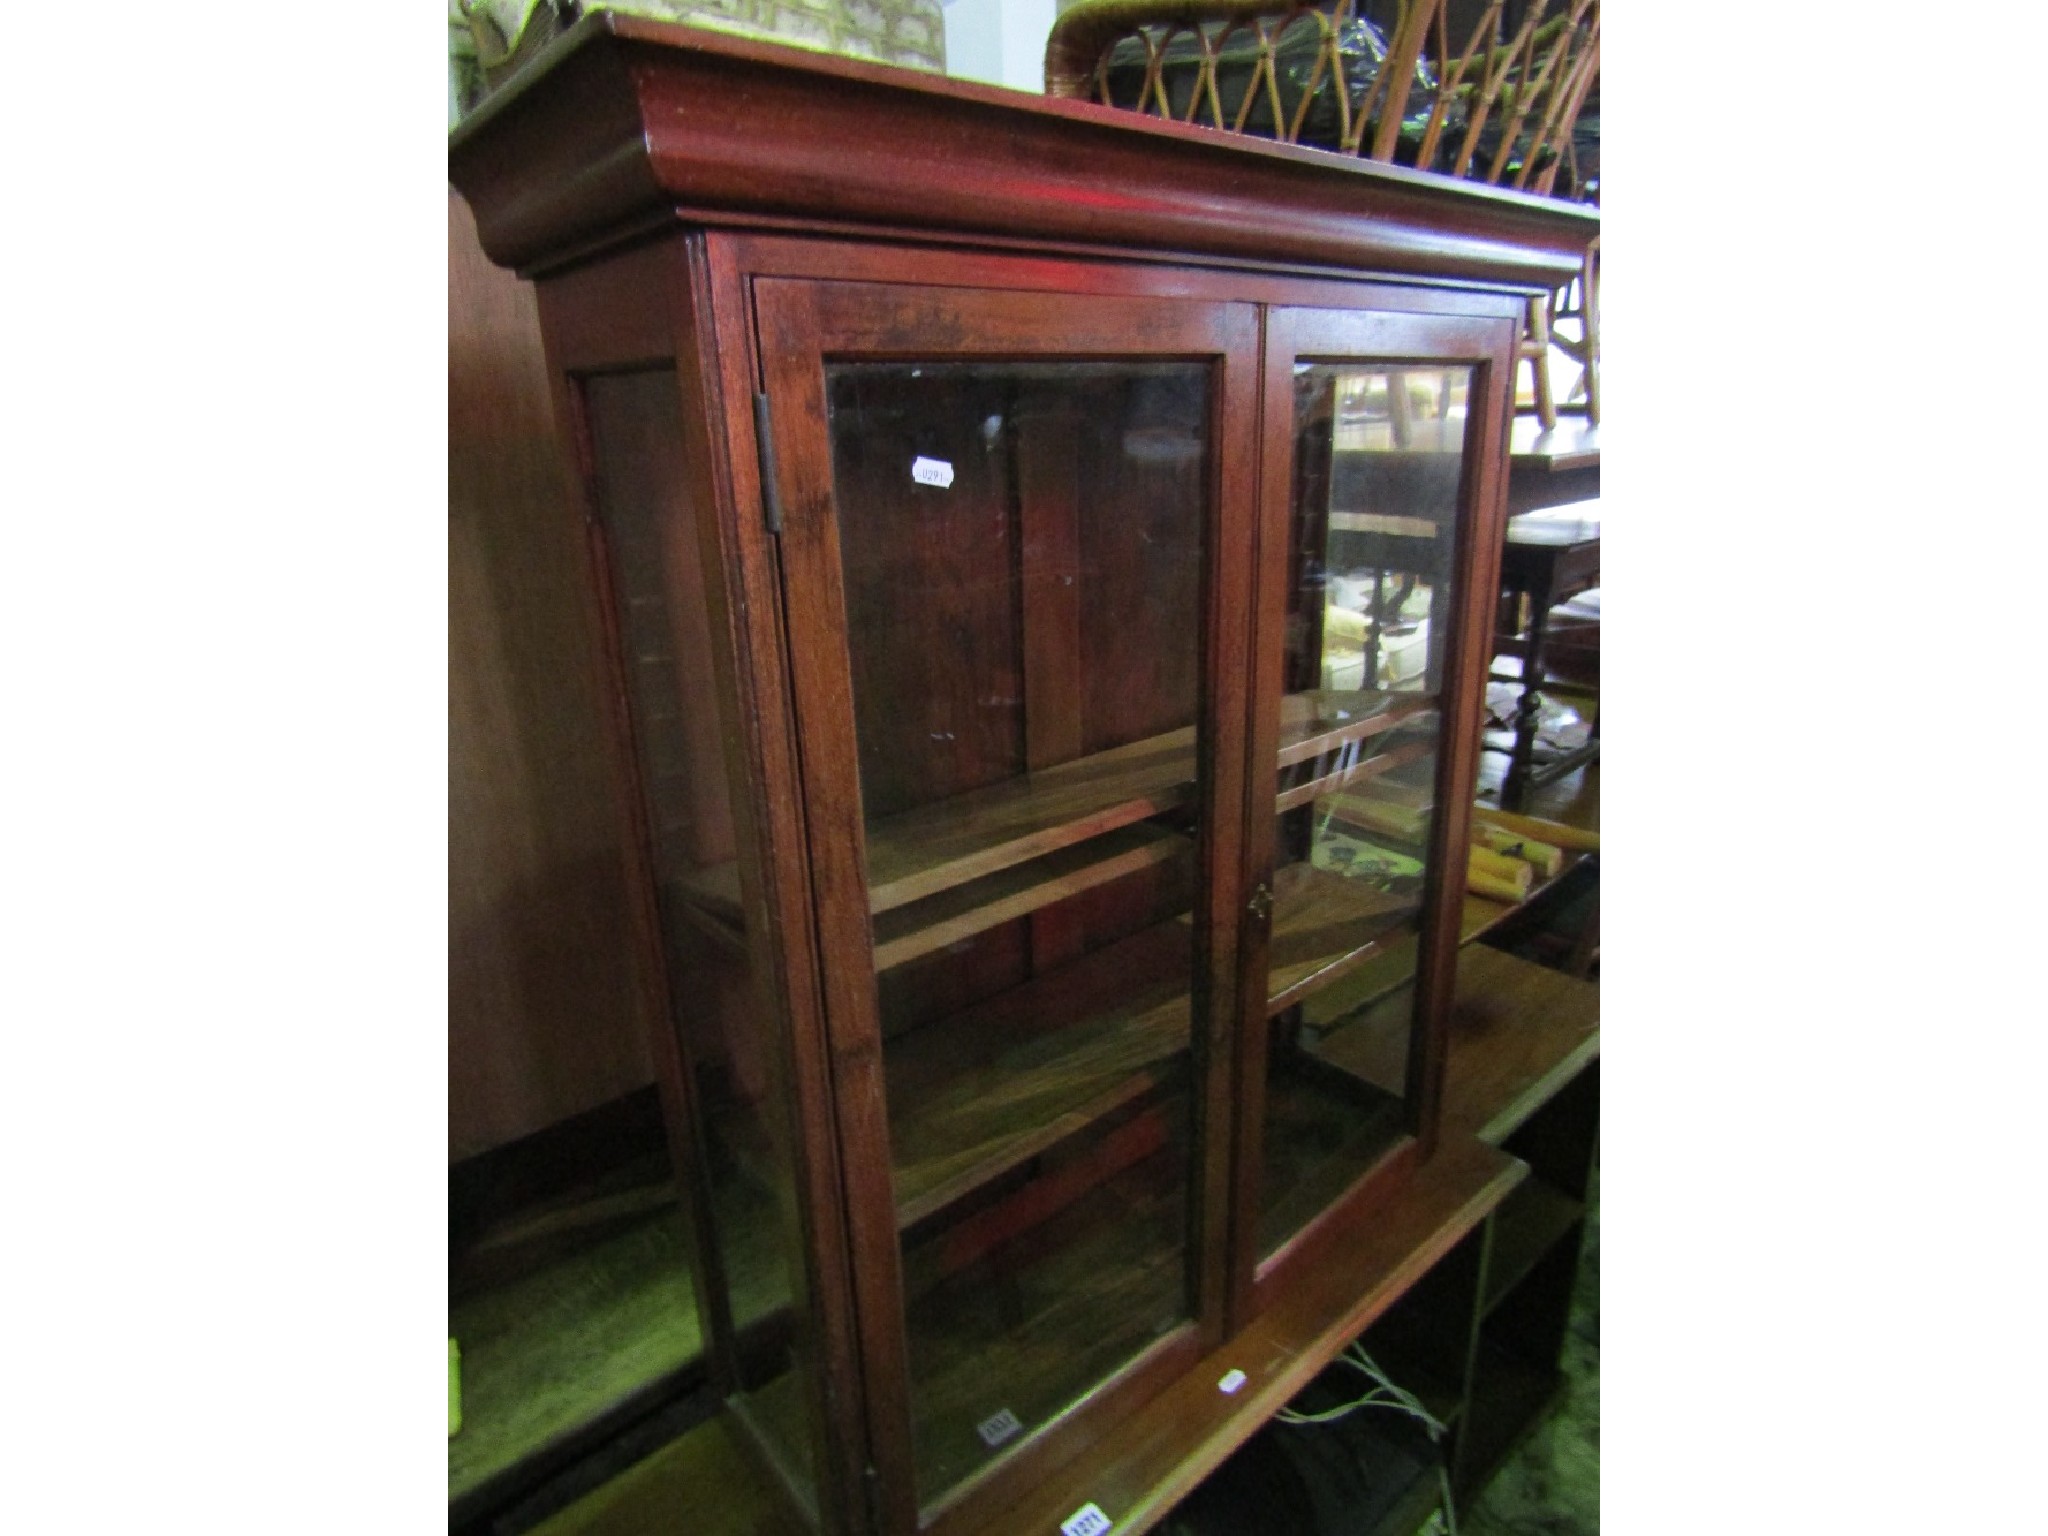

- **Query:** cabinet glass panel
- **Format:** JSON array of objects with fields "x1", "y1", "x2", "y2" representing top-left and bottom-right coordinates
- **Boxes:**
[
  {"x1": 577, "y1": 370, "x2": 815, "y2": 1502},
  {"x1": 825, "y1": 361, "x2": 1209, "y2": 1508},
  {"x1": 1257, "y1": 361, "x2": 1472, "y2": 1260}
]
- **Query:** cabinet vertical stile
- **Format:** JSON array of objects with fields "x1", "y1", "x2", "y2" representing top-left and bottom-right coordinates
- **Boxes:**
[
  {"x1": 1236, "y1": 306, "x2": 1519, "y2": 1320},
  {"x1": 754, "y1": 277, "x2": 1260, "y2": 1533}
]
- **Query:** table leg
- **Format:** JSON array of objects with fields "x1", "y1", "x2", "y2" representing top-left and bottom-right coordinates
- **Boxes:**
[{"x1": 1504, "y1": 569, "x2": 1552, "y2": 814}]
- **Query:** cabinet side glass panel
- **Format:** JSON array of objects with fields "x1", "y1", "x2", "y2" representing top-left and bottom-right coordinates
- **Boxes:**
[
  {"x1": 579, "y1": 369, "x2": 816, "y2": 1503},
  {"x1": 825, "y1": 361, "x2": 1209, "y2": 1510},
  {"x1": 1257, "y1": 362, "x2": 1472, "y2": 1261}
]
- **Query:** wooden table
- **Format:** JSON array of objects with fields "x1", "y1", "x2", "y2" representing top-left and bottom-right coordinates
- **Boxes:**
[
  {"x1": 1506, "y1": 416, "x2": 1599, "y2": 516},
  {"x1": 1316, "y1": 939, "x2": 1599, "y2": 1500},
  {"x1": 1495, "y1": 502, "x2": 1599, "y2": 814}
]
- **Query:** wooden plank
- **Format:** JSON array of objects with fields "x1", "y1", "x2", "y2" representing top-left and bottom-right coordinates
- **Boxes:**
[
  {"x1": 1312, "y1": 944, "x2": 1599, "y2": 1148},
  {"x1": 1263, "y1": 864, "x2": 1421, "y2": 1016},
  {"x1": 684, "y1": 694, "x2": 1432, "y2": 936},
  {"x1": 1299, "y1": 895, "x2": 1507, "y2": 1029},
  {"x1": 872, "y1": 823, "x2": 1188, "y2": 972},
  {"x1": 1275, "y1": 689, "x2": 1437, "y2": 770},
  {"x1": 865, "y1": 725, "x2": 1197, "y2": 913},
  {"x1": 885, "y1": 920, "x2": 1195, "y2": 1230},
  {"x1": 1276, "y1": 736, "x2": 1436, "y2": 814}
]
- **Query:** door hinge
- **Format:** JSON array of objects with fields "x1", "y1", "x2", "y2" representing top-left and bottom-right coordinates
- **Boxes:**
[{"x1": 753, "y1": 391, "x2": 784, "y2": 536}]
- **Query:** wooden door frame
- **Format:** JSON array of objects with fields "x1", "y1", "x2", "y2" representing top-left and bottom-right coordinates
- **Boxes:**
[
  {"x1": 752, "y1": 271, "x2": 1262, "y2": 1536},
  {"x1": 1235, "y1": 303, "x2": 1519, "y2": 1329}
]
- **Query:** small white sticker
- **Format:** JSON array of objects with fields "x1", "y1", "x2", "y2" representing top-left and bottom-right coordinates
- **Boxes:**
[
  {"x1": 912, "y1": 455, "x2": 955, "y2": 488},
  {"x1": 1218, "y1": 1368, "x2": 1247, "y2": 1395},
  {"x1": 1061, "y1": 1503, "x2": 1112, "y2": 1536},
  {"x1": 976, "y1": 1407, "x2": 1022, "y2": 1448}
]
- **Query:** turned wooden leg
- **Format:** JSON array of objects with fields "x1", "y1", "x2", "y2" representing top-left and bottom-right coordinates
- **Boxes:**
[{"x1": 1504, "y1": 577, "x2": 1552, "y2": 814}]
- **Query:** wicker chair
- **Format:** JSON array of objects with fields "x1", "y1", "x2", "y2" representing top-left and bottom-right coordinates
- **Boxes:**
[{"x1": 1045, "y1": 0, "x2": 1598, "y2": 426}]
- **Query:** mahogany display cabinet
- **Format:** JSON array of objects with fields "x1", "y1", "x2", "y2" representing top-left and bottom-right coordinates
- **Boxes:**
[{"x1": 450, "y1": 16, "x2": 1596, "y2": 1536}]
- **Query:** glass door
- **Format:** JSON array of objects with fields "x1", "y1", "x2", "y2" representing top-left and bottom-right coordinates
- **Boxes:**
[
  {"x1": 1238, "y1": 305, "x2": 1517, "y2": 1309},
  {"x1": 753, "y1": 277, "x2": 1259, "y2": 1530}
]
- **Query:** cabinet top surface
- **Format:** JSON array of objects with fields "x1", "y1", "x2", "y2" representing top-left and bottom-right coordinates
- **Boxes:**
[{"x1": 449, "y1": 11, "x2": 1598, "y2": 284}]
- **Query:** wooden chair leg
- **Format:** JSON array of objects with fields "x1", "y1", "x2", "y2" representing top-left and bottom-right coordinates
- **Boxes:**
[
  {"x1": 1522, "y1": 292, "x2": 1556, "y2": 431},
  {"x1": 1579, "y1": 237, "x2": 1599, "y2": 426}
]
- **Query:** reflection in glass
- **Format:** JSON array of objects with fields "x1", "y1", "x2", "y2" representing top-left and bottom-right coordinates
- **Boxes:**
[
  {"x1": 1258, "y1": 362, "x2": 1471, "y2": 1261},
  {"x1": 584, "y1": 370, "x2": 812, "y2": 1500}
]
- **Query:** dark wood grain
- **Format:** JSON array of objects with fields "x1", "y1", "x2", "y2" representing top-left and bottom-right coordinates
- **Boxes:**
[
  {"x1": 872, "y1": 824, "x2": 1189, "y2": 972},
  {"x1": 861, "y1": 726, "x2": 1198, "y2": 913},
  {"x1": 885, "y1": 919, "x2": 1193, "y2": 1229},
  {"x1": 1262, "y1": 864, "x2": 1421, "y2": 1015},
  {"x1": 752, "y1": 277, "x2": 1265, "y2": 1531},
  {"x1": 693, "y1": 238, "x2": 880, "y2": 1533},
  {"x1": 452, "y1": 55, "x2": 1602, "y2": 1521},
  {"x1": 450, "y1": 15, "x2": 1596, "y2": 285}
]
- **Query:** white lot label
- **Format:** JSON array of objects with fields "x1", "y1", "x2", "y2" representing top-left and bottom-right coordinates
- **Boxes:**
[
  {"x1": 1061, "y1": 1503, "x2": 1111, "y2": 1536},
  {"x1": 976, "y1": 1407, "x2": 1022, "y2": 1448},
  {"x1": 1218, "y1": 1368, "x2": 1247, "y2": 1394},
  {"x1": 911, "y1": 455, "x2": 955, "y2": 488}
]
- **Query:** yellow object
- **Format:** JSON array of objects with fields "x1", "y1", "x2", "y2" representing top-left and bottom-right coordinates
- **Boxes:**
[
  {"x1": 450, "y1": 1338, "x2": 462, "y2": 1438},
  {"x1": 1322, "y1": 603, "x2": 1368, "y2": 644},
  {"x1": 1467, "y1": 844, "x2": 1533, "y2": 888},
  {"x1": 1472, "y1": 804, "x2": 1599, "y2": 853},
  {"x1": 1472, "y1": 823, "x2": 1563, "y2": 878},
  {"x1": 1466, "y1": 845, "x2": 1532, "y2": 893},
  {"x1": 1466, "y1": 865, "x2": 1528, "y2": 902}
]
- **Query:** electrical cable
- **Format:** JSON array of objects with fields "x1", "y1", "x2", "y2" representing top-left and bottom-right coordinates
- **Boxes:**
[{"x1": 1274, "y1": 1343, "x2": 1459, "y2": 1536}]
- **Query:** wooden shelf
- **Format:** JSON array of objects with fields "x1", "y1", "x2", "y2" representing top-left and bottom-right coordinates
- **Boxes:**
[
  {"x1": 1298, "y1": 894, "x2": 1504, "y2": 1036},
  {"x1": 900, "y1": 1142, "x2": 1190, "y2": 1509},
  {"x1": 1481, "y1": 1177, "x2": 1583, "y2": 1317},
  {"x1": 873, "y1": 822, "x2": 1188, "y2": 971},
  {"x1": 1278, "y1": 737, "x2": 1435, "y2": 814},
  {"x1": 683, "y1": 697, "x2": 1425, "y2": 937},
  {"x1": 1265, "y1": 863, "x2": 1420, "y2": 1016},
  {"x1": 673, "y1": 727, "x2": 1195, "y2": 925},
  {"x1": 1276, "y1": 690, "x2": 1436, "y2": 771},
  {"x1": 885, "y1": 919, "x2": 1193, "y2": 1230},
  {"x1": 866, "y1": 727, "x2": 1198, "y2": 913}
]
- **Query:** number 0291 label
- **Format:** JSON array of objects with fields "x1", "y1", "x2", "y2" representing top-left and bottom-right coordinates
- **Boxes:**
[
  {"x1": 1061, "y1": 1503, "x2": 1112, "y2": 1536},
  {"x1": 911, "y1": 455, "x2": 955, "y2": 488}
]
